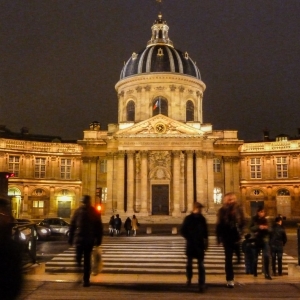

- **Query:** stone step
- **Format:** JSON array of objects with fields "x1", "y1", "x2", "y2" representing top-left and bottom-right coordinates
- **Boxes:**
[{"x1": 45, "y1": 237, "x2": 295, "y2": 275}]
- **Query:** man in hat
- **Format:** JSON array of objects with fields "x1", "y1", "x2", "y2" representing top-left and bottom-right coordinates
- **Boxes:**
[
  {"x1": 181, "y1": 202, "x2": 208, "y2": 293},
  {"x1": 68, "y1": 195, "x2": 103, "y2": 287},
  {"x1": 216, "y1": 192, "x2": 245, "y2": 288}
]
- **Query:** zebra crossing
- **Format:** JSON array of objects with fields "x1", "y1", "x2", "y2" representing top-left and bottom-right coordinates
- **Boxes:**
[{"x1": 45, "y1": 236, "x2": 296, "y2": 275}]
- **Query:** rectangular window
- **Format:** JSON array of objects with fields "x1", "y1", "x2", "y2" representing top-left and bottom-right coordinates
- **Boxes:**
[
  {"x1": 35, "y1": 157, "x2": 46, "y2": 178},
  {"x1": 33, "y1": 200, "x2": 44, "y2": 208},
  {"x1": 250, "y1": 158, "x2": 261, "y2": 179},
  {"x1": 61, "y1": 159, "x2": 71, "y2": 179},
  {"x1": 213, "y1": 158, "x2": 221, "y2": 173},
  {"x1": 8, "y1": 156, "x2": 20, "y2": 177},
  {"x1": 276, "y1": 157, "x2": 288, "y2": 178},
  {"x1": 100, "y1": 160, "x2": 107, "y2": 173},
  {"x1": 101, "y1": 187, "x2": 107, "y2": 203}
]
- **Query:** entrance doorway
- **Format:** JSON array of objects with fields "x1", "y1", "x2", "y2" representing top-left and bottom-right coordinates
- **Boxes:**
[
  {"x1": 250, "y1": 200, "x2": 264, "y2": 217},
  {"x1": 58, "y1": 201, "x2": 71, "y2": 218},
  {"x1": 152, "y1": 185, "x2": 169, "y2": 215}
]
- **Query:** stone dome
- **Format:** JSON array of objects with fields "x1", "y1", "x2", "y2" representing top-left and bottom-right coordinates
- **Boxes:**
[{"x1": 120, "y1": 13, "x2": 201, "y2": 80}]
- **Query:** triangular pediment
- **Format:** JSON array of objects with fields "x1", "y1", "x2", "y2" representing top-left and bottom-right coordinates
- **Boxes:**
[{"x1": 115, "y1": 115, "x2": 205, "y2": 138}]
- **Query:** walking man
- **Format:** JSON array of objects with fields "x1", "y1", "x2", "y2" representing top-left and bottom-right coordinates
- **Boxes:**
[
  {"x1": 270, "y1": 216, "x2": 287, "y2": 276},
  {"x1": 68, "y1": 195, "x2": 103, "y2": 287},
  {"x1": 181, "y1": 202, "x2": 208, "y2": 293},
  {"x1": 249, "y1": 207, "x2": 272, "y2": 279},
  {"x1": 216, "y1": 192, "x2": 245, "y2": 288}
]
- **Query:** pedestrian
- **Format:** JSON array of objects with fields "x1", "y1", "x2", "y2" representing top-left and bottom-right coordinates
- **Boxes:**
[
  {"x1": 216, "y1": 192, "x2": 245, "y2": 288},
  {"x1": 124, "y1": 217, "x2": 132, "y2": 236},
  {"x1": 0, "y1": 198, "x2": 23, "y2": 300},
  {"x1": 68, "y1": 195, "x2": 103, "y2": 287},
  {"x1": 270, "y1": 216, "x2": 287, "y2": 276},
  {"x1": 131, "y1": 214, "x2": 139, "y2": 236},
  {"x1": 114, "y1": 214, "x2": 122, "y2": 235},
  {"x1": 108, "y1": 215, "x2": 115, "y2": 236},
  {"x1": 241, "y1": 233, "x2": 255, "y2": 274},
  {"x1": 181, "y1": 202, "x2": 208, "y2": 293},
  {"x1": 249, "y1": 207, "x2": 272, "y2": 280}
]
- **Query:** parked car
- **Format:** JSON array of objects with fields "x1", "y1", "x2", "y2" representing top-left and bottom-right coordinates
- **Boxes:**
[
  {"x1": 15, "y1": 218, "x2": 51, "y2": 240},
  {"x1": 38, "y1": 217, "x2": 70, "y2": 237}
]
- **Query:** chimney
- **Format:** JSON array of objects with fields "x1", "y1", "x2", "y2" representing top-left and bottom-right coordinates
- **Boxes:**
[{"x1": 263, "y1": 129, "x2": 269, "y2": 141}]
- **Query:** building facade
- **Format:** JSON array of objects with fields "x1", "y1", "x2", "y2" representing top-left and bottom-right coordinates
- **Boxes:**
[{"x1": 1, "y1": 14, "x2": 299, "y2": 222}]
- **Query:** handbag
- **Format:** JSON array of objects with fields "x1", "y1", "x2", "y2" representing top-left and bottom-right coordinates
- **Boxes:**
[{"x1": 91, "y1": 246, "x2": 103, "y2": 275}]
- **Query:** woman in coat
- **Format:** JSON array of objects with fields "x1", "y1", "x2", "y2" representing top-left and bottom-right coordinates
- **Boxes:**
[{"x1": 131, "y1": 215, "x2": 139, "y2": 236}]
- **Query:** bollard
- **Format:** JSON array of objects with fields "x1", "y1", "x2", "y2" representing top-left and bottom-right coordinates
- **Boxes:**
[
  {"x1": 146, "y1": 227, "x2": 152, "y2": 234},
  {"x1": 172, "y1": 227, "x2": 177, "y2": 235},
  {"x1": 298, "y1": 223, "x2": 300, "y2": 266}
]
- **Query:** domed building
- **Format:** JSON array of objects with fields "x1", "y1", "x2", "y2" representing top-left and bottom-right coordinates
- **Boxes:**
[{"x1": 79, "y1": 13, "x2": 243, "y2": 223}]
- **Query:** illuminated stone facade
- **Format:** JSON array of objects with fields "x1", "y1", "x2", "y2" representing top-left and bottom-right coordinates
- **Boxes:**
[{"x1": 0, "y1": 137, "x2": 82, "y2": 219}]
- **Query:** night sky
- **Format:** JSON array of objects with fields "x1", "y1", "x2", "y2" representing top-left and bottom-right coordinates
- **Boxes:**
[{"x1": 1, "y1": 0, "x2": 300, "y2": 142}]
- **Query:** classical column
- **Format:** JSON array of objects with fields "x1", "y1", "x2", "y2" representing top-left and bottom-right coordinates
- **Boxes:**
[
  {"x1": 140, "y1": 151, "x2": 148, "y2": 214},
  {"x1": 186, "y1": 151, "x2": 194, "y2": 212},
  {"x1": 49, "y1": 186, "x2": 55, "y2": 217},
  {"x1": 127, "y1": 151, "x2": 135, "y2": 214},
  {"x1": 117, "y1": 151, "x2": 125, "y2": 213},
  {"x1": 89, "y1": 157, "x2": 98, "y2": 205},
  {"x1": 195, "y1": 151, "x2": 204, "y2": 203},
  {"x1": 180, "y1": 152, "x2": 185, "y2": 212},
  {"x1": 172, "y1": 150, "x2": 181, "y2": 216},
  {"x1": 106, "y1": 153, "x2": 114, "y2": 213},
  {"x1": 205, "y1": 152, "x2": 215, "y2": 214},
  {"x1": 135, "y1": 152, "x2": 141, "y2": 212},
  {"x1": 223, "y1": 156, "x2": 240, "y2": 195}
]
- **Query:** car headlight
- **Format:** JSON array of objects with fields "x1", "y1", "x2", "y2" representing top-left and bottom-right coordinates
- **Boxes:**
[
  {"x1": 40, "y1": 229, "x2": 48, "y2": 234},
  {"x1": 19, "y1": 232, "x2": 26, "y2": 240}
]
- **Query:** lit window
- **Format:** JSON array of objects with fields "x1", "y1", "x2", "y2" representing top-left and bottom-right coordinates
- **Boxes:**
[
  {"x1": 250, "y1": 158, "x2": 261, "y2": 179},
  {"x1": 213, "y1": 158, "x2": 221, "y2": 173},
  {"x1": 127, "y1": 100, "x2": 135, "y2": 121},
  {"x1": 33, "y1": 201, "x2": 44, "y2": 208},
  {"x1": 153, "y1": 97, "x2": 168, "y2": 116},
  {"x1": 213, "y1": 187, "x2": 222, "y2": 204},
  {"x1": 277, "y1": 189, "x2": 290, "y2": 196},
  {"x1": 8, "y1": 156, "x2": 20, "y2": 177},
  {"x1": 276, "y1": 157, "x2": 288, "y2": 178},
  {"x1": 253, "y1": 189, "x2": 261, "y2": 196},
  {"x1": 100, "y1": 160, "x2": 107, "y2": 173},
  {"x1": 61, "y1": 159, "x2": 71, "y2": 179},
  {"x1": 186, "y1": 100, "x2": 194, "y2": 121},
  {"x1": 35, "y1": 158, "x2": 46, "y2": 178},
  {"x1": 101, "y1": 187, "x2": 107, "y2": 203}
]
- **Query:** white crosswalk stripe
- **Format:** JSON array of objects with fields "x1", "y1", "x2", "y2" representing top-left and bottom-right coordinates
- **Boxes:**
[{"x1": 45, "y1": 236, "x2": 296, "y2": 275}]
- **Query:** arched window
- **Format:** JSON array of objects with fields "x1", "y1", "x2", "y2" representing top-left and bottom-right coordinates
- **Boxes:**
[
  {"x1": 153, "y1": 97, "x2": 168, "y2": 116},
  {"x1": 213, "y1": 187, "x2": 222, "y2": 204},
  {"x1": 186, "y1": 100, "x2": 194, "y2": 121},
  {"x1": 277, "y1": 189, "x2": 290, "y2": 196},
  {"x1": 213, "y1": 158, "x2": 221, "y2": 172},
  {"x1": 126, "y1": 100, "x2": 135, "y2": 121}
]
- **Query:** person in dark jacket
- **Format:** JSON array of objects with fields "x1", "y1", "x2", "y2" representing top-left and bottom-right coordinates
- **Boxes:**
[
  {"x1": 270, "y1": 216, "x2": 287, "y2": 276},
  {"x1": 249, "y1": 207, "x2": 272, "y2": 280},
  {"x1": 181, "y1": 202, "x2": 208, "y2": 293},
  {"x1": 0, "y1": 198, "x2": 23, "y2": 300},
  {"x1": 216, "y1": 192, "x2": 245, "y2": 288},
  {"x1": 114, "y1": 214, "x2": 122, "y2": 235},
  {"x1": 108, "y1": 215, "x2": 115, "y2": 236},
  {"x1": 124, "y1": 217, "x2": 132, "y2": 236},
  {"x1": 68, "y1": 195, "x2": 103, "y2": 287}
]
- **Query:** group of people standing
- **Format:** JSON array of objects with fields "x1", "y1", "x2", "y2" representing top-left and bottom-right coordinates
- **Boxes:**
[
  {"x1": 108, "y1": 214, "x2": 139, "y2": 236},
  {"x1": 181, "y1": 192, "x2": 287, "y2": 293}
]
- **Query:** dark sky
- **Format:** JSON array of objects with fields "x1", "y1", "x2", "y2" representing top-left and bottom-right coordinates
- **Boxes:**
[{"x1": 1, "y1": 0, "x2": 300, "y2": 141}]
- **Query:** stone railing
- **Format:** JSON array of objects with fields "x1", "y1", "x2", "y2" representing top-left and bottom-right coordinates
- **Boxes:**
[
  {"x1": 240, "y1": 140, "x2": 300, "y2": 152},
  {"x1": 0, "y1": 138, "x2": 82, "y2": 153}
]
